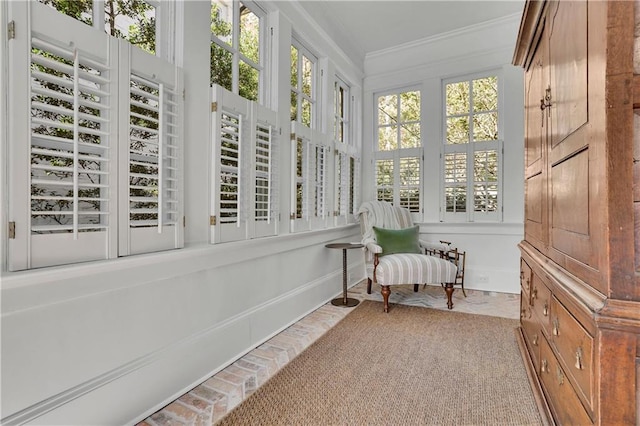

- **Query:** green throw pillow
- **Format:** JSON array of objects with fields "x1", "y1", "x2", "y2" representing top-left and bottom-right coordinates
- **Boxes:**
[{"x1": 372, "y1": 226, "x2": 421, "y2": 256}]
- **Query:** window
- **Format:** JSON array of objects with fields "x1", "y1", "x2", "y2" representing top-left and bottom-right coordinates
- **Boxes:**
[
  {"x1": 6, "y1": 1, "x2": 183, "y2": 271},
  {"x1": 210, "y1": 86, "x2": 278, "y2": 243},
  {"x1": 290, "y1": 39, "x2": 317, "y2": 128},
  {"x1": 443, "y1": 74, "x2": 501, "y2": 221},
  {"x1": 289, "y1": 38, "x2": 326, "y2": 232},
  {"x1": 374, "y1": 89, "x2": 421, "y2": 213},
  {"x1": 334, "y1": 77, "x2": 358, "y2": 224},
  {"x1": 210, "y1": 0, "x2": 264, "y2": 102}
]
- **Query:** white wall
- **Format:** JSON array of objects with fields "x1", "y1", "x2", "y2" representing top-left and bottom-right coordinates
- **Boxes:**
[
  {"x1": 361, "y1": 14, "x2": 525, "y2": 294},
  {"x1": 0, "y1": 1, "x2": 366, "y2": 424},
  {"x1": 0, "y1": 3, "x2": 524, "y2": 424}
]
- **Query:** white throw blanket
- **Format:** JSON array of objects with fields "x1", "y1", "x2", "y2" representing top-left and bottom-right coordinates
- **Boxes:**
[{"x1": 355, "y1": 201, "x2": 401, "y2": 244}]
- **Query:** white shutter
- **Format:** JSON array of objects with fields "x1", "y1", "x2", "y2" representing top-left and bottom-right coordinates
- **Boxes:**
[
  {"x1": 119, "y1": 42, "x2": 183, "y2": 255},
  {"x1": 210, "y1": 86, "x2": 249, "y2": 243},
  {"x1": 7, "y1": 2, "x2": 117, "y2": 271},
  {"x1": 252, "y1": 104, "x2": 278, "y2": 238},
  {"x1": 349, "y1": 155, "x2": 360, "y2": 221},
  {"x1": 290, "y1": 122, "x2": 310, "y2": 232}
]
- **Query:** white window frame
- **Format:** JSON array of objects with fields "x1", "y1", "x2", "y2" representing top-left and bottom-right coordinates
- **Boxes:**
[
  {"x1": 373, "y1": 86, "x2": 423, "y2": 219},
  {"x1": 441, "y1": 71, "x2": 503, "y2": 222},
  {"x1": 290, "y1": 37, "x2": 318, "y2": 130},
  {"x1": 210, "y1": 0, "x2": 266, "y2": 103},
  {"x1": 333, "y1": 76, "x2": 358, "y2": 225}
]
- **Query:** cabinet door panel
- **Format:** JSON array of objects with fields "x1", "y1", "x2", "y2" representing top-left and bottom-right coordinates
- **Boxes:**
[
  {"x1": 548, "y1": 0, "x2": 588, "y2": 149},
  {"x1": 525, "y1": 34, "x2": 547, "y2": 177}
]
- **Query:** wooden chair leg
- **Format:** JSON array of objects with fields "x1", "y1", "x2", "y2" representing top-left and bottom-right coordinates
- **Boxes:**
[
  {"x1": 413, "y1": 284, "x2": 419, "y2": 292},
  {"x1": 367, "y1": 278, "x2": 372, "y2": 294},
  {"x1": 444, "y1": 283, "x2": 454, "y2": 309},
  {"x1": 381, "y1": 285, "x2": 391, "y2": 313}
]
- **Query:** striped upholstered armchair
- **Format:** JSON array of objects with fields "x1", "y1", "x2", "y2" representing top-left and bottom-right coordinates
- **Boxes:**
[{"x1": 356, "y1": 201, "x2": 459, "y2": 312}]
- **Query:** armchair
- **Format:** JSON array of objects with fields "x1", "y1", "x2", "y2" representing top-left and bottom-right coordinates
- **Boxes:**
[{"x1": 355, "y1": 201, "x2": 459, "y2": 312}]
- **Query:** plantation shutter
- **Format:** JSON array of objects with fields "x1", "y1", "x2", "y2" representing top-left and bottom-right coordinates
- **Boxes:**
[
  {"x1": 349, "y1": 155, "x2": 360, "y2": 221},
  {"x1": 118, "y1": 42, "x2": 184, "y2": 255},
  {"x1": 252, "y1": 104, "x2": 278, "y2": 238},
  {"x1": 210, "y1": 86, "x2": 249, "y2": 243},
  {"x1": 310, "y1": 143, "x2": 327, "y2": 229},
  {"x1": 7, "y1": 2, "x2": 118, "y2": 271},
  {"x1": 290, "y1": 122, "x2": 310, "y2": 233}
]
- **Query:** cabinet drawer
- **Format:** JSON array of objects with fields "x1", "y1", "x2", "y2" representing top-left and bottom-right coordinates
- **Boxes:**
[
  {"x1": 530, "y1": 272, "x2": 551, "y2": 335},
  {"x1": 550, "y1": 296, "x2": 594, "y2": 409},
  {"x1": 520, "y1": 258, "x2": 532, "y2": 295},
  {"x1": 539, "y1": 337, "x2": 593, "y2": 425},
  {"x1": 521, "y1": 296, "x2": 541, "y2": 371}
]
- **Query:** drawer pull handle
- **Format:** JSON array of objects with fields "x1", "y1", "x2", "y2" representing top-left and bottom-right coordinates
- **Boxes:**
[
  {"x1": 532, "y1": 334, "x2": 539, "y2": 346},
  {"x1": 532, "y1": 287, "x2": 538, "y2": 299},
  {"x1": 542, "y1": 302, "x2": 548, "y2": 316},
  {"x1": 575, "y1": 347, "x2": 584, "y2": 370},
  {"x1": 552, "y1": 318, "x2": 559, "y2": 336},
  {"x1": 556, "y1": 366, "x2": 564, "y2": 385},
  {"x1": 541, "y1": 359, "x2": 548, "y2": 373}
]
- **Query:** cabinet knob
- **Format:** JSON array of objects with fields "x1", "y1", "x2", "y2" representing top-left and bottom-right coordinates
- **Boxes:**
[
  {"x1": 532, "y1": 287, "x2": 538, "y2": 299},
  {"x1": 542, "y1": 302, "x2": 548, "y2": 316},
  {"x1": 532, "y1": 334, "x2": 539, "y2": 346},
  {"x1": 541, "y1": 359, "x2": 548, "y2": 373},
  {"x1": 556, "y1": 366, "x2": 565, "y2": 385},
  {"x1": 552, "y1": 318, "x2": 559, "y2": 336}
]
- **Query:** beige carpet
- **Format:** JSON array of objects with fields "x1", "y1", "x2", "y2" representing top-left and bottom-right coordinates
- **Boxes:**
[{"x1": 216, "y1": 300, "x2": 542, "y2": 426}]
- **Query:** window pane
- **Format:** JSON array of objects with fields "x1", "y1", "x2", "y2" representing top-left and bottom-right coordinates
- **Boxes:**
[
  {"x1": 290, "y1": 91, "x2": 298, "y2": 122},
  {"x1": 400, "y1": 91, "x2": 420, "y2": 122},
  {"x1": 446, "y1": 81, "x2": 469, "y2": 115},
  {"x1": 446, "y1": 116, "x2": 469, "y2": 144},
  {"x1": 301, "y1": 98, "x2": 312, "y2": 127},
  {"x1": 378, "y1": 94, "x2": 397, "y2": 125},
  {"x1": 290, "y1": 46, "x2": 298, "y2": 88},
  {"x1": 302, "y1": 55, "x2": 313, "y2": 96},
  {"x1": 473, "y1": 112, "x2": 498, "y2": 142},
  {"x1": 445, "y1": 187, "x2": 466, "y2": 213},
  {"x1": 210, "y1": 43, "x2": 233, "y2": 90},
  {"x1": 38, "y1": 0, "x2": 93, "y2": 25},
  {"x1": 401, "y1": 123, "x2": 420, "y2": 148},
  {"x1": 239, "y1": 60, "x2": 259, "y2": 101},
  {"x1": 473, "y1": 76, "x2": 498, "y2": 112},
  {"x1": 378, "y1": 126, "x2": 398, "y2": 151},
  {"x1": 239, "y1": 4, "x2": 260, "y2": 63},
  {"x1": 106, "y1": 0, "x2": 156, "y2": 54},
  {"x1": 211, "y1": 0, "x2": 233, "y2": 45}
]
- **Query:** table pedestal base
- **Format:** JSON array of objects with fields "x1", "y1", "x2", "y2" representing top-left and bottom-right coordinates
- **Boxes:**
[{"x1": 331, "y1": 297, "x2": 360, "y2": 307}]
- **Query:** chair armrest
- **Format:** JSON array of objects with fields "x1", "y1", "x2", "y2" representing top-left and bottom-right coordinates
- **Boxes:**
[
  {"x1": 363, "y1": 238, "x2": 383, "y2": 254},
  {"x1": 419, "y1": 239, "x2": 449, "y2": 252}
]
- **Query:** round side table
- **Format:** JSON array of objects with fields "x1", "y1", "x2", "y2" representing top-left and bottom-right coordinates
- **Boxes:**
[{"x1": 325, "y1": 242, "x2": 364, "y2": 307}]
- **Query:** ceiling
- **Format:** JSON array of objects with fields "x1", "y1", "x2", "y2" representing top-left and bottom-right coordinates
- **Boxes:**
[{"x1": 296, "y1": 0, "x2": 525, "y2": 63}]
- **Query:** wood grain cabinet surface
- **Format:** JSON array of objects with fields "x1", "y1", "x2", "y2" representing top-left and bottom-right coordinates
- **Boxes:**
[{"x1": 513, "y1": 1, "x2": 640, "y2": 424}]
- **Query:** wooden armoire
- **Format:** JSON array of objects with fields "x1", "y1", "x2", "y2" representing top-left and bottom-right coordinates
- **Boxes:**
[{"x1": 512, "y1": 0, "x2": 640, "y2": 424}]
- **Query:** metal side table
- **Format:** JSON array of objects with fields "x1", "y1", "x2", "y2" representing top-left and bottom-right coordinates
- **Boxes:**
[{"x1": 325, "y1": 242, "x2": 363, "y2": 307}]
